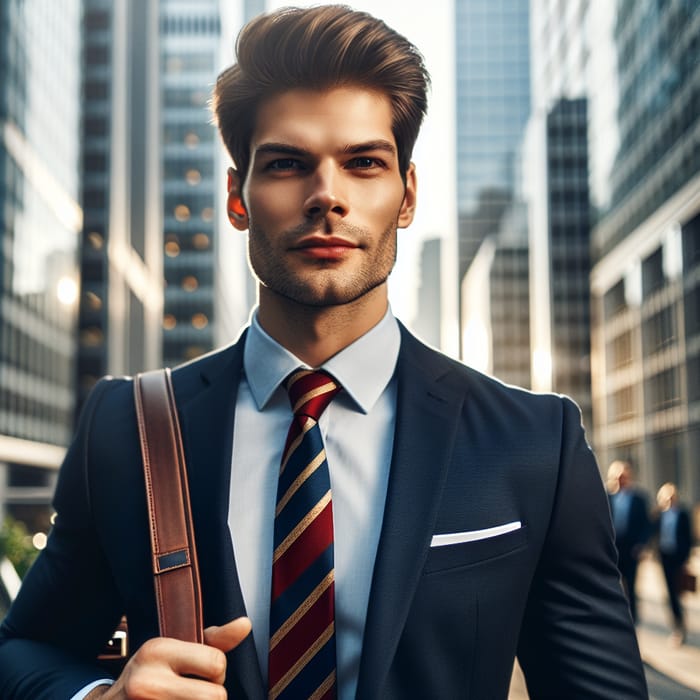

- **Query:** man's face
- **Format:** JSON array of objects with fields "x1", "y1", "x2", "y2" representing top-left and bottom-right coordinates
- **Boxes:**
[{"x1": 234, "y1": 86, "x2": 416, "y2": 309}]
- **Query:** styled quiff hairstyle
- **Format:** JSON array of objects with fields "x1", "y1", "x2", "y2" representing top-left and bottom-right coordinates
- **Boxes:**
[{"x1": 212, "y1": 4, "x2": 430, "y2": 183}]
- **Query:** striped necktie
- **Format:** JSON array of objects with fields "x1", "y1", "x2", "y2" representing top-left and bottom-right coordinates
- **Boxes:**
[{"x1": 268, "y1": 369, "x2": 341, "y2": 700}]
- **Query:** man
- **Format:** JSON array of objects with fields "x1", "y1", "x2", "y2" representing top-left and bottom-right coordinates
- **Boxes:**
[
  {"x1": 655, "y1": 482, "x2": 693, "y2": 645},
  {"x1": 607, "y1": 459, "x2": 650, "y2": 623},
  {"x1": 0, "y1": 6, "x2": 647, "y2": 699}
]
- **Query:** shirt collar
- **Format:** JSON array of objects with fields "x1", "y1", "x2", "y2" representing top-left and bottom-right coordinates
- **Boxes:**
[{"x1": 243, "y1": 307, "x2": 400, "y2": 414}]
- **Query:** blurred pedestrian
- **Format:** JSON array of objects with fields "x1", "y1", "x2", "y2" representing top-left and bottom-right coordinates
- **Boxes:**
[
  {"x1": 607, "y1": 460, "x2": 650, "y2": 622},
  {"x1": 655, "y1": 482, "x2": 692, "y2": 646}
]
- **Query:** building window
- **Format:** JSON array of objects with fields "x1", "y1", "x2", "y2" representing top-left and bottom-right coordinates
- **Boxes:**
[
  {"x1": 86, "y1": 231, "x2": 104, "y2": 249},
  {"x1": 646, "y1": 367, "x2": 680, "y2": 412},
  {"x1": 174, "y1": 204, "x2": 191, "y2": 222},
  {"x1": 185, "y1": 169, "x2": 201, "y2": 186},
  {"x1": 609, "y1": 386, "x2": 636, "y2": 422},
  {"x1": 604, "y1": 279, "x2": 627, "y2": 320},
  {"x1": 192, "y1": 233, "x2": 209, "y2": 250},
  {"x1": 643, "y1": 305, "x2": 676, "y2": 355},
  {"x1": 165, "y1": 240, "x2": 180, "y2": 257},
  {"x1": 191, "y1": 313, "x2": 208, "y2": 329},
  {"x1": 683, "y1": 212, "x2": 700, "y2": 270},
  {"x1": 182, "y1": 275, "x2": 198, "y2": 292},
  {"x1": 642, "y1": 247, "x2": 665, "y2": 297},
  {"x1": 607, "y1": 330, "x2": 633, "y2": 370}
]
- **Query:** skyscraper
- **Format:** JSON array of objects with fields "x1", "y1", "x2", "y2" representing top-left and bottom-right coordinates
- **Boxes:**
[
  {"x1": 524, "y1": 0, "x2": 593, "y2": 431},
  {"x1": 160, "y1": 0, "x2": 223, "y2": 367},
  {"x1": 77, "y1": 0, "x2": 163, "y2": 413},
  {"x1": 589, "y1": 1, "x2": 700, "y2": 499},
  {"x1": 413, "y1": 238, "x2": 442, "y2": 349},
  {"x1": 455, "y1": 0, "x2": 531, "y2": 302},
  {"x1": 461, "y1": 202, "x2": 530, "y2": 387},
  {"x1": 0, "y1": 0, "x2": 83, "y2": 530}
]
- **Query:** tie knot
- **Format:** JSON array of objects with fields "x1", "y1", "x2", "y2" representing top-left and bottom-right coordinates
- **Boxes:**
[{"x1": 285, "y1": 369, "x2": 341, "y2": 421}]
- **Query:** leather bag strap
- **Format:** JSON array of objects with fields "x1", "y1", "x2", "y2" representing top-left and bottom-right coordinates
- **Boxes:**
[{"x1": 133, "y1": 368, "x2": 204, "y2": 643}]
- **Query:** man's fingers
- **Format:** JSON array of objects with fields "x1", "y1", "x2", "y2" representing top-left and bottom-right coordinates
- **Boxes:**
[
  {"x1": 204, "y1": 616, "x2": 252, "y2": 653},
  {"x1": 134, "y1": 636, "x2": 226, "y2": 683}
]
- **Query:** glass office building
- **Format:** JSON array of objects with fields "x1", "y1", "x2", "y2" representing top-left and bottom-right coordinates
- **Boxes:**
[
  {"x1": 77, "y1": 0, "x2": 163, "y2": 415},
  {"x1": 590, "y1": 2, "x2": 700, "y2": 500},
  {"x1": 160, "y1": 0, "x2": 254, "y2": 365},
  {"x1": 0, "y1": 0, "x2": 82, "y2": 531},
  {"x1": 160, "y1": 0, "x2": 223, "y2": 366},
  {"x1": 461, "y1": 202, "x2": 531, "y2": 388},
  {"x1": 455, "y1": 0, "x2": 531, "y2": 295},
  {"x1": 524, "y1": 0, "x2": 593, "y2": 429}
]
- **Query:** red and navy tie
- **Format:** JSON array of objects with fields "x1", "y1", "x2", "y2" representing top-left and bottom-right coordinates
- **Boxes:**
[{"x1": 268, "y1": 369, "x2": 341, "y2": 700}]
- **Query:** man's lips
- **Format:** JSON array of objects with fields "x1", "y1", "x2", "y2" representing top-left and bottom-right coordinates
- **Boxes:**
[{"x1": 291, "y1": 236, "x2": 359, "y2": 259}]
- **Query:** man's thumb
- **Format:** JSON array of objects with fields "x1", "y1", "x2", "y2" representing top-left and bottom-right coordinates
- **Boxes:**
[{"x1": 204, "y1": 616, "x2": 252, "y2": 653}]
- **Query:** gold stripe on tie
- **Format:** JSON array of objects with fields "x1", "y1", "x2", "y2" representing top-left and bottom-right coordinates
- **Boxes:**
[
  {"x1": 292, "y1": 381, "x2": 339, "y2": 414},
  {"x1": 269, "y1": 570, "x2": 334, "y2": 650},
  {"x1": 279, "y1": 416, "x2": 315, "y2": 475},
  {"x1": 287, "y1": 369, "x2": 313, "y2": 389},
  {"x1": 309, "y1": 671, "x2": 337, "y2": 700},
  {"x1": 275, "y1": 449, "x2": 326, "y2": 517},
  {"x1": 269, "y1": 622, "x2": 335, "y2": 700},
  {"x1": 272, "y1": 490, "x2": 332, "y2": 563}
]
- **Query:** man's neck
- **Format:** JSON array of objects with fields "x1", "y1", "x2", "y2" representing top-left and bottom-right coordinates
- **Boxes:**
[{"x1": 257, "y1": 286, "x2": 389, "y2": 367}]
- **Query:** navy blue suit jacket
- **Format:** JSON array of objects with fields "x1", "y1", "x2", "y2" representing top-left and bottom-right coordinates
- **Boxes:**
[{"x1": 0, "y1": 326, "x2": 647, "y2": 698}]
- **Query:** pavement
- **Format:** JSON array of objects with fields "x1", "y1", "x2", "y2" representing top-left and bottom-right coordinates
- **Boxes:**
[
  {"x1": 635, "y1": 549, "x2": 700, "y2": 694},
  {"x1": 509, "y1": 549, "x2": 700, "y2": 699}
]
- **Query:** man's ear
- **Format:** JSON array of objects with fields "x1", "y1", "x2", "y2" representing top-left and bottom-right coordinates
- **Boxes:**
[
  {"x1": 398, "y1": 162, "x2": 417, "y2": 229},
  {"x1": 226, "y1": 167, "x2": 249, "y2": 231}
]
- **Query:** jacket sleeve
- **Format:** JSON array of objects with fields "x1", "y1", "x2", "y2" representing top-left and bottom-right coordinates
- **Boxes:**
[
  {"x1": 517, "y1": 397, "x2": 648, "y2": 699},
  {"x1": 0, "y1": 378, "x2": 126, "y2": 699}
]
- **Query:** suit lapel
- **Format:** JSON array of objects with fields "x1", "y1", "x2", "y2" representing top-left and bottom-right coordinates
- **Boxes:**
[
  {"x1": 175, "y1": 334, "x2": 266, "y2": 699},
  {"x1": 356, "y1": 329, "x2": 465, "y2": 698}
]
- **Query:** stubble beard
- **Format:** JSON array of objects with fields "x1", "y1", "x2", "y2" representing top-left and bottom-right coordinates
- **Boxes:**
[{"x1": 248, "y1": 219, "x2": 399, "y2": 308}]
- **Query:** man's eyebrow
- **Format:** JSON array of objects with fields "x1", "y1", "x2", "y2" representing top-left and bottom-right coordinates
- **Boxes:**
[
  {"x1": 343, "y1": 140, "x2": 396, "y2": 156},
  {"x1": 253, "y1": 142, "x2": 311, "y2": 157},
  {"x1": 252, "y1": 140, "x2": 397, "y2": 160}
]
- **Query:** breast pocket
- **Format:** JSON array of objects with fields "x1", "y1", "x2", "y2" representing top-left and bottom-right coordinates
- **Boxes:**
[{"x1": 424, "y1": 525, "x2": 528, "y2": 574}]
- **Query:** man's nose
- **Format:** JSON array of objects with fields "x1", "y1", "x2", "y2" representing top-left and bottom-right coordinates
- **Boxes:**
[{"x1": 303, "y1": 163, "x2": 348, "y2": 219}]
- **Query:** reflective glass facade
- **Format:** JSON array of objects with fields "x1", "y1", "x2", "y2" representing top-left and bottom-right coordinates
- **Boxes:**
[
  {"x1": 593, "y1": 2, "x2": 700, "y2": 258},
  {"x1": 590, "y1": 2, "x2": 700, "y2": 502},
  {"x1": 160, "y1": 0, "x2": 222, "y2": 367},
  {"x1": 76, "y1": 0, "x2": 163, "y2": 415},
  {"x1": 455, "y1": 0, "x2": 530, "y2": 284},
  {"x1": 546, "y1": 98, "x2": 592, "y2": 428},
  {"x1": 0, "y1": 0, "x2": 82, "y2": 529},
  {"x1": 77, "y1": 0, "x2": 112, "y2": 409}
]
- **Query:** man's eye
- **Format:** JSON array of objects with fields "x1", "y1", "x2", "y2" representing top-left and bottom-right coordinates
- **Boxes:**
[
  {"x1": 266, "y1": 158, "x2": 303, "y2": 171},
  {"x1": 347, "y1": 157, "x2": 379, "y2": 169}
]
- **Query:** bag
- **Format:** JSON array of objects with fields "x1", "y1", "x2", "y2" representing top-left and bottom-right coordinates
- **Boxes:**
[
  {"x1": 98, "y1": 368, "x2": 203, "y2": 673},
  {"x1": 679, "y1": 567, "x2": 697, "y2": 593}
]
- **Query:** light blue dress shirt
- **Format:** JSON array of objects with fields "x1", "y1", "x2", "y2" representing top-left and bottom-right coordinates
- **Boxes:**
[
  {"x1": 229, "y1": 308, "x2": 400, "y2": 699},
  {"x1": 70, "y1": 309, "x2": 400, "y2": 700}
]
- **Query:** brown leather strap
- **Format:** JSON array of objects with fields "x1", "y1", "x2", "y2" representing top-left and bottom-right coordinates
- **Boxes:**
[{"x1": 134, "y1": 368, "x2": 204, "y2": 643}]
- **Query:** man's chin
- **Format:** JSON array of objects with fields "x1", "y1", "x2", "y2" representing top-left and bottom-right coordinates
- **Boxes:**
[{"x1": 266, "y1": 279, "x2": 387, "y2": 309}]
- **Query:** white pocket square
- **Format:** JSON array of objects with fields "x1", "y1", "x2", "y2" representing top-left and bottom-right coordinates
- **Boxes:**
[{"x1": 430, "y1": 520, "x2": 522, "y2": 547}]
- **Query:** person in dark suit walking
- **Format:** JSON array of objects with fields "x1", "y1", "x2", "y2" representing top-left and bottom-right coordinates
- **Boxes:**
[
  {"x1": 607, "y1": 459, "x2": 650, "y2": 623},
  {"x1": 0, "y1": 6, "x2": 647, "y2": 699},
  {"x1": 655, "y1": 482, "x2": 693, "y2": 645}
]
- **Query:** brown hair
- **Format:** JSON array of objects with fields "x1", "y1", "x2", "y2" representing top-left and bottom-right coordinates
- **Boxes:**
[{"x1": 212, "y1": 4, "x2": 430, "y2": 183}]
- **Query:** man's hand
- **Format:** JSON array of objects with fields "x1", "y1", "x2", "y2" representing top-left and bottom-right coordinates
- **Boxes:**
[{"x1": 87, "y1": 617, "x2": 252, "y2": 699}]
